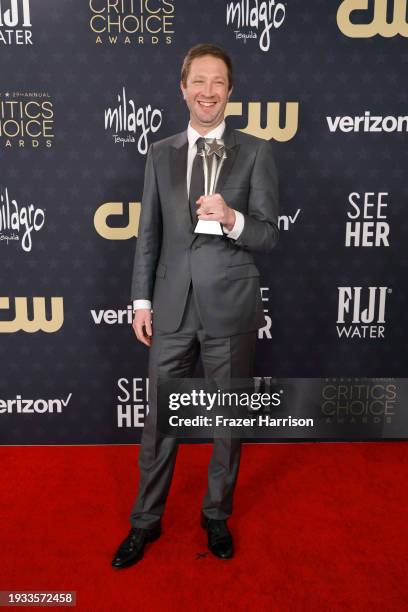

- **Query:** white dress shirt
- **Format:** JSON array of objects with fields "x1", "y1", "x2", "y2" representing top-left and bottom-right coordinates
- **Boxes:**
[{"x1": 133, "y1": 120, "x2": 245, "y2": 312}]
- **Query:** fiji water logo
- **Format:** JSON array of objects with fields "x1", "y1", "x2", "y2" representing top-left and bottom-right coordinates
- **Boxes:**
[{"x1": 336, "y1": 286, "x2": 391, "y2": 339}]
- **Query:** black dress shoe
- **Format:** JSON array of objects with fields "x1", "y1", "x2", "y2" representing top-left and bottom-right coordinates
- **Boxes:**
[
  {"x1": 111, "y1": 524, "x2": 161, "y2": 569},
  {"x1": 201, "y1": 513, "x2": 234, "y2": 559}
]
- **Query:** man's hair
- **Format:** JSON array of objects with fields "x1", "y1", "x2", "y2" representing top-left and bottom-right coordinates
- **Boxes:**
[{"x1": 180, "y1": 43, "x2": 233, "y2": 91}]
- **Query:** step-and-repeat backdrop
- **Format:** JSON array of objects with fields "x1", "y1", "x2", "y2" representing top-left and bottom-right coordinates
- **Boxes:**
[{"x1": 0, "y1": 0, "x2": 407, "y2": 444}]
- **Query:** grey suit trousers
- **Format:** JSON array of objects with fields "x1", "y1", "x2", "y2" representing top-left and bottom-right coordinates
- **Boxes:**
[{"x1": 129, "y1": 280, "x2": 257, "y2": 528}]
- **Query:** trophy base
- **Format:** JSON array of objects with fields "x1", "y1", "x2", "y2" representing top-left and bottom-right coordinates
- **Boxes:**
[{"x1": 194, "y1": 219, "x2": 223, "y2": 235}]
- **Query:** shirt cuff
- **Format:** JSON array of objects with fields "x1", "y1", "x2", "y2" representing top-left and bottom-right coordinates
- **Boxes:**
[
  {"x1": 133, "y1": 299, "x2": 152, "y2": 311},
  {"x1": 223, "y1": 210, "x2": 245, "y2": 240}
]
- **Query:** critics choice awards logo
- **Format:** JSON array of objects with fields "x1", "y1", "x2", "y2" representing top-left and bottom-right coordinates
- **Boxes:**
[
  {"x1": 104, "y1": 87, "x2": 162, "y2": 152},
  {"x1": 321, "y1": 379, "x2": 397, "y2": 424},
  {"x1": 89, "y1": 0, "x2": 175, "y2": 44},
  {"x1": 0, "y1": 0, "x2": 32, "y2": 45},
  {"x1": 0, "y1": 91, "x2": 54, "y2": 149}
]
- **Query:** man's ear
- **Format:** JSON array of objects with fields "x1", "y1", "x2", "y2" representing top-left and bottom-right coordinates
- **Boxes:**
[
  {"x1": 180, "y1": 81, "x2": 186, "y2": 99},
  {"x1": 228, "y1": 86, "x2": 233, "y2": 99}
]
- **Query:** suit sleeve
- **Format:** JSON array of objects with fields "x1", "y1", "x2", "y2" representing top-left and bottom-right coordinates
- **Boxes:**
[
  {"x1": 233, "y1": 139, "x2": 279, "y2": 253},
  {"x1": 130, "y1": 142, "x2": 162, "y2": 302}
]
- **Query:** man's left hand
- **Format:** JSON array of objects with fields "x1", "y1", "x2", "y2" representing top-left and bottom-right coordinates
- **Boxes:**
[{"x1": 196, "y1": 194, "x2": 235, "y2": 231}]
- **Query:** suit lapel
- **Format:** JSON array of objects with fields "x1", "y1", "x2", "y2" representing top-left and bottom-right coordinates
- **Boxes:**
[
  {"x1": 170, "y1": 131, "x2": 193, "y2": 235},
  {"x1": 215, "y1": 122, "x2": 239, "y2": 194}
]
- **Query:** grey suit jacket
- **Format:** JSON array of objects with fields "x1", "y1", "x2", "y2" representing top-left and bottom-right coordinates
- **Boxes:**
[{"x1": 130, "y1": 121, "x2": 279, "y2": 337}]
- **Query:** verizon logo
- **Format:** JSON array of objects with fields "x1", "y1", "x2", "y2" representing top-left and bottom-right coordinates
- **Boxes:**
[{"x1": 326, "y1": 111, "x2": 408, "y2": 133}]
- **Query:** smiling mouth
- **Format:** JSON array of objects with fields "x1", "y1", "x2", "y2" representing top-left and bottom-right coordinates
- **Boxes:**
[{"x1": 197, "y1": 101, "x2": 217, "y2": 107}]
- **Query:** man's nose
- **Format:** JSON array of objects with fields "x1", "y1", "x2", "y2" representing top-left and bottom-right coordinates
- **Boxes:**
[{"x1": 201, "y1": 82, "x2": 215, "y2": 97}]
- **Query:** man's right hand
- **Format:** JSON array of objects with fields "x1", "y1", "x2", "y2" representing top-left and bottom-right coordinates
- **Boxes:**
[{"x1": 132, "y1": 308, "x2": 153, "y2": 347}]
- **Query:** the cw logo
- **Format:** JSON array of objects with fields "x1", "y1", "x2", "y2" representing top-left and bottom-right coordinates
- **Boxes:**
[
  {"x1": 94, "y1": 202, "x2": 141, "y2": 239},
  {"x1": 337, "y1": 0, "x2": 408, "y2": 37},
  {"x1": 225, "y1": 102, "x2": 299, "y2": 141},
  {"x1": 0, "y1": 297, "x2": 64, "y2": 333}
]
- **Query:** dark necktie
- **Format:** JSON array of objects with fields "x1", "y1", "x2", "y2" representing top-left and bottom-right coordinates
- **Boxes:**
[{"x1": 189, "y1": 137, "x2": 206, "y2": 225}]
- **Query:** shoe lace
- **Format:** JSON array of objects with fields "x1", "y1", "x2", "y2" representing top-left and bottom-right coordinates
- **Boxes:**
[
  {"x1": 120, "y1": 527, "x2": 145, "y2": 551},
  {"x1": 207, "y1": 520, "x2": 230, "y2": 542}
]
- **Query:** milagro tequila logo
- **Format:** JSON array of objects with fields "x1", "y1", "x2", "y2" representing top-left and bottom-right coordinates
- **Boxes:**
[
  {"x1": 0, "y1": 91, "x2": 54, "y2": 149},
  {"x1": 89, "y1": 0, "x2": 175, "y2": 45},
  {"x1": 0, "y1": 186, "x2": 45, "y2": 252},
  {"x1": 226, "y1": 0, "x2": 286, "y2": 51},
  {"x1": 104, "y1": 87, "x2": 162, "y2": 153},
  {"x1": 0, "y1": 0, "x2": 32, "y2": 45}
]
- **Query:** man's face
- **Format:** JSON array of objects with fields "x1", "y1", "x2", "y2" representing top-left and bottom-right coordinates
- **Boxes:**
[{"x1": 180, "y1": 54, "x2": 232, "y2": 132}]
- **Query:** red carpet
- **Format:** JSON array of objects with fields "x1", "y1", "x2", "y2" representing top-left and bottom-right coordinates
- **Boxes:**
[{"x1": 0, "y1": 443, "x2": 407, "y2": 611}]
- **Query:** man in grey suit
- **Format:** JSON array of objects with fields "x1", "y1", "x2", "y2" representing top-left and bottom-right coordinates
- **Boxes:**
[{"x1": 112, "y1": 43, "x2": 279, "y2": 569}]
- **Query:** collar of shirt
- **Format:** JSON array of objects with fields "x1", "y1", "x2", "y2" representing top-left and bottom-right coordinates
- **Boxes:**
[{"x1": 187, "y1": 119, "x2": 226, "y2": 151}]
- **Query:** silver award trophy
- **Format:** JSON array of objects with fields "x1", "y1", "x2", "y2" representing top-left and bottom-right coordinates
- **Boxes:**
[{"x1": 194, "y1": 138, "x2": 227, "y2": 235}]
